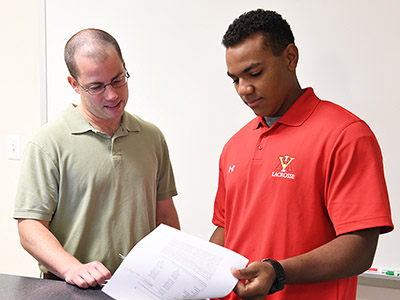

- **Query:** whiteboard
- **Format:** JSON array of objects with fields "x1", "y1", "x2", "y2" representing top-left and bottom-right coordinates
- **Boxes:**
[{"x1": 43, "y1": 0, "x2": 399, "y2": 270}]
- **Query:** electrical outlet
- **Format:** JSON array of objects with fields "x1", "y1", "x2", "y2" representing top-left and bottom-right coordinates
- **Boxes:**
[{"x1": 8, "y1": 134, "x2": 21, "y2": 160}]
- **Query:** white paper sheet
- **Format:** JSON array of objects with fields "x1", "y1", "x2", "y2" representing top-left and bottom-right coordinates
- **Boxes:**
[{"x1": 102, "y1": 224, "x2": 248, "y2": 300}]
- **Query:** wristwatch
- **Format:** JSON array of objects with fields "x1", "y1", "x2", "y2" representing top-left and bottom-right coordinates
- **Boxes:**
[{"x1": 261, "y1": 258, "x2": 286, "y2": 294}]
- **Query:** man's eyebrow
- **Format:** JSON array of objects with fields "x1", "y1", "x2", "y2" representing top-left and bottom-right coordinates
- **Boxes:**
[
  {"x1": 112, "y1": 71, "x2": 125, "y2": 80},
  {"x1": 227, "y1": 62, "x2": 261, "y2": 78},
  {"x1": 243, "y1": 62, "x2": 261, "y2": 73},
  {"x1": 86, "y1": 71, "x2": 125, "y2": 85}
]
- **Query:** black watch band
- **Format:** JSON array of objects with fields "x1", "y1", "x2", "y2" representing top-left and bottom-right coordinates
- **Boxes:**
[{"x1": 261, "y1": 258, "x2": 286, "y2": 294}]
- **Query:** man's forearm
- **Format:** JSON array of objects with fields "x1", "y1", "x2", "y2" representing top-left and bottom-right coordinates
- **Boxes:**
[
  {"x1": 17, "y1": 219, "x2": 82, "y2": 279},
  {"x1": 156, "y1": 198, "x2": 181, "y2": 229},
  {"x1": 281, "y1": 227, "x2": 380, "y2": 284},
  {"x1": 18, "y1": 218, "x2": 111, "y2": 288},
  {"x1": 232, "y1": 227, "x2": 380, "y2": 299}
]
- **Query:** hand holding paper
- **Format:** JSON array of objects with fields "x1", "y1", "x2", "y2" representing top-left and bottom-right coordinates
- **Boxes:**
[{"x1": 102, "y1": 224, "x2": 248, "y2": 300}]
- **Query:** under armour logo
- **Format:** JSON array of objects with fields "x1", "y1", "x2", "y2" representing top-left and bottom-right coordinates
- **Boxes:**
[{"x1": 228, "y1": 165, "x2": 236, "y2": 173}]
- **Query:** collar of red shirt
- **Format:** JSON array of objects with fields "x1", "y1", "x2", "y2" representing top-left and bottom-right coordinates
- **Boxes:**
[{"x1": 256, "y1": 87, "x2": 320, "y2": 129}]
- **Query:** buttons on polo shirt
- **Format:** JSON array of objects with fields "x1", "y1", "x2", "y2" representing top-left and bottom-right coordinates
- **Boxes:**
[
  {"x1": 253, "y1": 133, "x2": 268, "y2": 160},
  {"x1": 110, "y1": 137, "x2": 122, "y2": 162}
]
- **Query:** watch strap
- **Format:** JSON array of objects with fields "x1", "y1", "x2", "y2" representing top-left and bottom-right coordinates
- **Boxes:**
[{"x1": 261, "y1": 258, "x2": 286, "y2": 294}]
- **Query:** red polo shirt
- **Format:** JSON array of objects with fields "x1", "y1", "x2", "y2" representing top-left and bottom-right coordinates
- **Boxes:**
[{"x1": 212, "y1": 88, "x2": 393, "y2": 300}]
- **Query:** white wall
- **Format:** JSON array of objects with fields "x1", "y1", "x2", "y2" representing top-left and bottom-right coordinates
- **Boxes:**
[
  {"x1": 44, "y1": 0, "x2": 400, "y2": 271},
  {"x1": 0, "y1": 0, "x2": 42, "y2": 277},
  {"x1": 0, "y1": 1, "x2": 398, "y2": 299}
]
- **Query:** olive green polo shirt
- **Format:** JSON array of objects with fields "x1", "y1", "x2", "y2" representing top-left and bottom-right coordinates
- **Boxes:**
[{"x1": 14, "y1": 105, "x2": 177, "y2": 274}]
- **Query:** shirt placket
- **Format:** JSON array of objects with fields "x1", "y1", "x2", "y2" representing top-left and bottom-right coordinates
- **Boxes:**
[{"x1": 253, "y1": 131, "x2": 269, "y2": 161}]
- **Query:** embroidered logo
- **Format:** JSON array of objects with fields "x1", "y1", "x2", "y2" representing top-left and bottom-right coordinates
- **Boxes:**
[
  {"x1": 271, "y1": 155, "x2": 295, "y2": 180},
  {"x1": 228, "y1": 165, "x2": 236, "y2": 173}
]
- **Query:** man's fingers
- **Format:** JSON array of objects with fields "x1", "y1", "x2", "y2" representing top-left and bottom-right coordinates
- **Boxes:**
[
  {"x1": 232, "y1": 262, "x2": 261, "y2": 280},
  {"x1": 91, "y1": 263, "x2": 111, "y2": 286},
  {"x1": 65, "y1": 261, "x2": 111, "y2": 288},
  {"x1": 231, "y1": 261, "x2": 276, "y2": 300},
  {"x1": 66, "y1": 275, "x2": 90, "y2": 289}
]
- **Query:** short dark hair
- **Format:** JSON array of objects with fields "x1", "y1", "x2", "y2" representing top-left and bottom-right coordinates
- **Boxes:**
[
  {"x1": 64, "y1": 28, "x2": 124, "y2": 79},
  {"x1": 222, "y1": 9, "x2": 295, "y2": 56}
]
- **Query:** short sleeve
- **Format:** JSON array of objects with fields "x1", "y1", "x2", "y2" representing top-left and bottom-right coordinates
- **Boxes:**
[
  {"x1": 156, "y1": 137, "x2": 177, "y2": 201},
  {"x1": 326, "y1": 121, "x2": 393, "y2": 235},
  {"x1": 13, "y1": 142, "x2": 60, "y2": 221},
  {"x1": 212, "y1": 160, "x2": 226, "y2": 228}
]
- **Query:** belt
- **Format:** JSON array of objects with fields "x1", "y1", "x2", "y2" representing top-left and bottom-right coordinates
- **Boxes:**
[{"x1": 42, "y1": 272, "x2": 63, "y2": 281}]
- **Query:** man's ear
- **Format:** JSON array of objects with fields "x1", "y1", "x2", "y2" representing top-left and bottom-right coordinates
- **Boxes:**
[
  {"x1": 67, "y1": 76, "x2": 81, "y2": 94},
  {"x1": 284, "y1": 43, "x2": 299, "y2": 71}
]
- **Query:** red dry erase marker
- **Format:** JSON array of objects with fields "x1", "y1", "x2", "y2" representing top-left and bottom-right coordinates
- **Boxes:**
[{"x1": 368, "y1": 268, "x2": 378, "y2": 272}]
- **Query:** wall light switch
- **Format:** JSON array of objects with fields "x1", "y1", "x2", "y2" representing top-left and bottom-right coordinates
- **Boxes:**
[{"x1": 8, "y1": 134, "x2": 21, "y2": 160}]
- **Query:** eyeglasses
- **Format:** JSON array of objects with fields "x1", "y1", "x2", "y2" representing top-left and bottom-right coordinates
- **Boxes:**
[{"x1": 77, "y1": 72, "x2": 130, "y2": 95}]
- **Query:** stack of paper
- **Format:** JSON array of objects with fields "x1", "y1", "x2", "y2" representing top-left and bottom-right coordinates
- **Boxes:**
[{"x1": 102, "y1": 224, "x2": 248, "y2": 300}]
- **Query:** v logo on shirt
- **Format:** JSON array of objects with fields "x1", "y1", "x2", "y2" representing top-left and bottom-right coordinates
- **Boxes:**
[{"x1": 279, "y1": 156, "x2": 295, "y2": 172}]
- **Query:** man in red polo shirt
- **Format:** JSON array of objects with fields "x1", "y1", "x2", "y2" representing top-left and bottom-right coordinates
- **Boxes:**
[{"x1": 210, "y1": 9, "x2": 393, "y2": 300}]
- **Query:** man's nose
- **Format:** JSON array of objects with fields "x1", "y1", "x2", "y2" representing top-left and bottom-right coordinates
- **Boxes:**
[
  {"x1": 104, "y1": 84, "x2": 119, "y2": 99},
  {"x1": 238, "y1": 82, "x2": 254, "y2": 97}
]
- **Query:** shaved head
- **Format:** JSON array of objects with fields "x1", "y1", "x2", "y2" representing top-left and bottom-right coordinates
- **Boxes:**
[{"x1": 64, "y1": 28, "x2": 123, "y2": 79}]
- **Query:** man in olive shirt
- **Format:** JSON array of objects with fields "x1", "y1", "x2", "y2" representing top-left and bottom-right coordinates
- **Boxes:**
[{"x1": 14, "y1": 29, "x2": 180, "y2": 288}]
